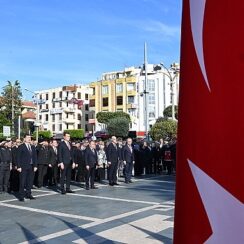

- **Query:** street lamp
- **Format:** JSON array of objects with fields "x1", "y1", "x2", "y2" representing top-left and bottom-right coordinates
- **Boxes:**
[
  {"x1": 160, "y1": 63, "x2": 180, "y2": 120},
  {"x1": 24, "y1": 88, "x2": 40, "y2": 142}
]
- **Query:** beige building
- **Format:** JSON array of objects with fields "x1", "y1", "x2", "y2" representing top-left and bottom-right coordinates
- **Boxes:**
[{"x1": 89, "y1": 64, "x2": 179, "y2": 137}]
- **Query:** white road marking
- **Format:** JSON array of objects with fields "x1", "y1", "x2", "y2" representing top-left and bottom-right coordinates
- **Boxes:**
[
  {"x1": 73, "y1": 214, "x2": 173, "y2": 244},
  {"x1": 70, "y1": 193, "x2": 161, "y2": 205},
  {"x1": 0, "y1": 192, "x2": 58, "y2": 203},
  {"x1": 19, "y1": 205, "x2": 161, "y2": 244},
  {"x1": 0, "y1": 202, "x2": 100, "y2": 222},
  {"x1": 114, "y1": 185, "x2": 175, "y2": 192}
]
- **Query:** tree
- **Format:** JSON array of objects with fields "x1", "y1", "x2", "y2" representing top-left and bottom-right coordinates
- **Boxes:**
[
  {"x1": 0, "y1": 80, "x2": 23, "y2": 134},
  {"x1": 0, "y1": 114, "x2": 11, "y2": 133},
  {"x1": 107, "y1": 117, "x2": 130, "y2": 138},
  {"x1": 163, "y1": 105, "x2": 178, "y2": 119},
  {"x1": 96, "y1": 111, "x2": 131, "y2": 124},
  {"x1": 149, "y1": 119, "x2": 177, "y2": 141},
  {"x1": 64, "y1": 129, "x2": 84, "y2": 140}
]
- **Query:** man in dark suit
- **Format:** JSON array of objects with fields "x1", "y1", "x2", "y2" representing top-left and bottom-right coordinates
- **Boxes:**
[
  {"x1": 17, "y1": 134, "x2": 37, "y2": 201},
  {"x1": 47, "y1": 139, "x2": 59, "y2": 186},
  {"x1": 106, "y1": 136, "x2": 119, "y2": 186},
  {"x1": 123, "y1": 138, "x2": 135, "y2": 184},
  {"x1": 58, "y1": 132, "x2": 75, "y2": 194},
  {"x1": 84, "y1": 140, "x2": 98, "y2": 190},
  {"x1": 36, "y1": 139, "x2": 50, "y2": 188}
]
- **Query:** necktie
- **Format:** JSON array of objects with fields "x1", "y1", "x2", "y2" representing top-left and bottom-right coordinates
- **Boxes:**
[{"x1": 66, "y1": 142, "x2": 71, "y2": 150}]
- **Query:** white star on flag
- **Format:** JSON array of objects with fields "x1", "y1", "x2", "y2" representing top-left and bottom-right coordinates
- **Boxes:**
[{"x1": 188, "y1": 159, "x2": 244, "y2": 243}]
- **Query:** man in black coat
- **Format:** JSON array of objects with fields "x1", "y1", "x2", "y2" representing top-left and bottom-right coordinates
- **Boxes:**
[
  {"x1": 47, "y1": 139, "x2": 59, "y2": 186},
  {"x1": 73, "y1": 142, "x2": 85, "y2": 183},
  {"x1": 17, "y1": 134, "x2": 37, "y2": 201},
  {"x1": 106, "y1": 136, "x2": 119, "y2": 186},
  {"x1": 84, "y1": 140, "x2": 98, "y2": 190},
  {"x1": 36, "y1": 139, "x2": 50, "y2": 188},
  {"x1": 10, "y1": 139, "x2": 21, "y2": 192},
  {"x1": 0, "y1": 141, "x2": 12, "y2": 193},
  {"x1": 123, "y1": 138, "x2": 135, "y2": 184},
  {"x1": 58, "y1": 132, "x2": 75, "y2": 194}
]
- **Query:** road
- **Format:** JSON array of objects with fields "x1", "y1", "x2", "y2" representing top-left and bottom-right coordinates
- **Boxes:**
[{"x1": 0, "y1": 174, "x2": 175, "y2": 244}]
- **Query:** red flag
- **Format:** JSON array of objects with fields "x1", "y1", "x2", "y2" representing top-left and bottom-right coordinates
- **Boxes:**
[{"x1": 174, "y1": 1, "x2": 244, "y2": 243}]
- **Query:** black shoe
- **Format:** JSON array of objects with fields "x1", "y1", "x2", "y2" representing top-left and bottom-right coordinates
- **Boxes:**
[
  {"x1": 91, "y1": 186, "x2": 98, "y2": 189},
  {"x1": 129, "y1": 180, "x2": 133, "y2": 183},
  {"x1": 28, "y1": 195, "x2": 36, "y2": 200},
  {"x1": 19, "y1": 198, "x2": 25, "y2": 202},
  {"x1": 113, "y1": 183, "x2": 120, "y2": 186},
  {"x1": 66, "y1": 189, "x2": 74, "y2": 193},
  {"x1": 61, "y1": 190, "x2": 66, "y2": 195},
  {"x1": 109, "y1": 183, "x2": 114, "y2": 186}
]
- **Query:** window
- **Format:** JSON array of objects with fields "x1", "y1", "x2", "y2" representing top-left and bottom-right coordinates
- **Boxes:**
[
  {"x1": 116, "y1": 83, "x2": 123, "y2": 93},
  {"x1": 85, "y1": 125, "x2": 88, "y2": 131},
  {"x1": 103, "y1": 97, "x2": 109, "y2": 107},
  {"x1": 78, "y1": 124, "x2": 81, "y2": 129},
  {"x1": 148, "y1": 107, "x2": 155, "y2": 118},
  {"x1": 149, "y1": 94, "x2": 155, "y2": 105},
  {"x1": 59, "y1": 114, "x2": 62, "y2": 120},
  {"x1": 66, "y1": 113, "x2": 69, "y2": 118},
  {"x1": 148, "y1": 79, "x2": 155, "y2": 92},
  {"x1": 40, "y1": 94, "x2": 42, "y2": 99},
  {"x1": 78, "y1": 114, "x2": 82, "y2": 120},
  {"x1": 59, "y1": 102, "x2": 62, "y2": 107},
  {"x1": 102, "y1": 85, "x2": 109, "y2": 95},
  {"x1": 128, "y1": 96, "x2": 135, "y2": 104},
  {"x1": 52, "y1": 124, "x2": 55, "y2": 132},
  {"x1": 127, "y1": 83, "x2": 135, "y2": 91},
  {"x1": 117, "y1": 96, "x2": 123, "y2": 105},
  {"x1": 52, "y1": 103, "x2": 55, "y2": 108},
  {"x1": 78, "y1": 92, "x2": 81, "y2": 99},
  {"x1": 85, "y1": 114, "x2": 89, "y2": 122},
  {"x1": 85, "y1": 94, "x2": 88, "y2": 100},
  {"x1": 59, "y1": 91, "x2": 62, "y2": 98},
  {"x1": 45, "y1": 114, "x2": 49, "y2": 121},
  {"x1": 46, "y1": 104, "x2": 49, "y2": 109},
  {"x1": 52, "y1": 114, "x2": 55, "y2": 122},
  {"x1": 52, "y1": 92, "x2": 55, "y2": 99},
  {"x1": 39, "y1": 115, "x2": 42, "y2": 120},
  {"x1": 39, "y1": 105, "x2": 42, "y2": 110},
  {"x1": 91, "y1": 88, "x2": 95, "y2": 95},
  {"x1": 85, "y1": 104, "x2": 89, "y2": 111},
  {"x1": 128, "y1": 108, "x2": 136, "y2": 117},
  {"x1": 90, "y1": 99, "x2": 95, "y2": 107},
  {"x1": 59, "y1": 124, "x2": 62, "y2": 131},
  {"x1": 46, "y1": 93, "x2": 49, "y2": 100}
]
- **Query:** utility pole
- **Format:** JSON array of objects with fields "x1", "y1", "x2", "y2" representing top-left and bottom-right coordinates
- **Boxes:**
[
  {"x1": 11, "y1": 83, "x2": 15, "y2": 136},
  {"x1": 160, "y1": 63, "x2": 180, "y2": 120},
  {"x1": 144, "y1": 42, "x2": 149, "y2": 139}
]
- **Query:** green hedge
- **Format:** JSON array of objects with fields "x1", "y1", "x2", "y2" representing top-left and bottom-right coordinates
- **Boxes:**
[
  {"x1": 64, "y1": 129, "x2": 84, "y2": 139},
  {"x1": 33, "y1": 130, "x2": 53, "y2": 140}
]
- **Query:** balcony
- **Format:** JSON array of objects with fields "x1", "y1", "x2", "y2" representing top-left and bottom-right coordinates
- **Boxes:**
[
  {"x1": 63, "y1": 107, "x2": 75, "y2": 113},
  {"x1": 127, "y1": 103, "x2": 138, "y2": 109},
  {"x1": 64, "y1": 118, "x2": 76, "y2": 124}
]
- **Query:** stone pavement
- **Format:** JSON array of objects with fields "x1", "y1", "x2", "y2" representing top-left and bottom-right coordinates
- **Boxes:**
[{"x1": 0, "y1": 175, "x2": 175, "y2": 244}]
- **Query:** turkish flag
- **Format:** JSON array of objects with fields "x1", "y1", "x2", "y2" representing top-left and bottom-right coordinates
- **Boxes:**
[{"x1": 174, "y1": 1, "x2": 244, "y2": 243}]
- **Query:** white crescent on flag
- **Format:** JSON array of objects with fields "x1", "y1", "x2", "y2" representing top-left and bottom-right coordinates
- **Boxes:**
[{"x1": 189, "y1": 0, "x2": 210, "y2": 91}]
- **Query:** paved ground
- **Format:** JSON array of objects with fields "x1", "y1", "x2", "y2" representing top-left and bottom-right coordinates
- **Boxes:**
[{"x1": 0, "y1": 175, "x2": 175, "y2": 244}]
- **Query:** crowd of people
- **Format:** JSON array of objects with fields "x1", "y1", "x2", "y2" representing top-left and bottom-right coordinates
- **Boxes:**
[{"x1": 0, "y1": 132, "x2": 177, "y2": 202}]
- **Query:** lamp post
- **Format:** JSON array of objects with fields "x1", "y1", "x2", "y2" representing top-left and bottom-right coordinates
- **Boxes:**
[
  {"x1": 160, "y1": 63, "x2": 180, "y2": 120},
  {"x1": 24, "y1": 88, "x2": 40, "y2": 142}
]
